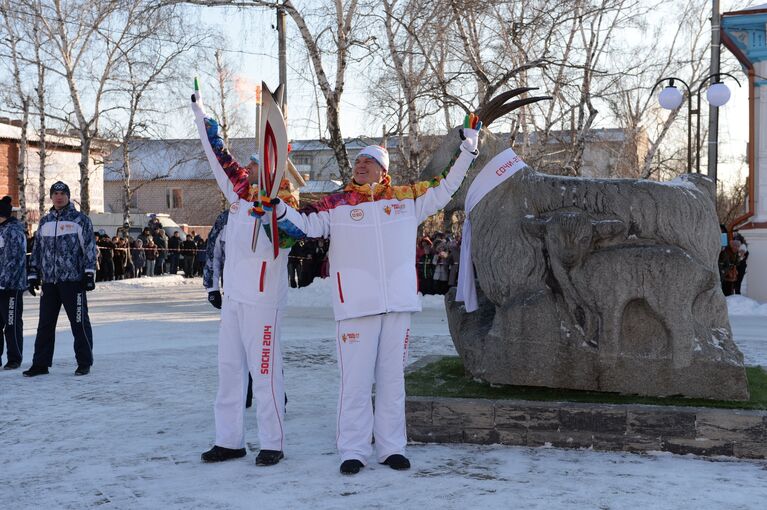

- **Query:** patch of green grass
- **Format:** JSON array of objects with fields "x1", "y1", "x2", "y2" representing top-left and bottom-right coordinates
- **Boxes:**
[{"x1": 405, "y1": 356, "x2": 767, "y2": 410}]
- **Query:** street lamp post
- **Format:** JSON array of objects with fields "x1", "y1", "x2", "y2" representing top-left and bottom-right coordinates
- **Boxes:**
[{"x1": 652, "y1": 73, "x2": 741, "y2": 177}]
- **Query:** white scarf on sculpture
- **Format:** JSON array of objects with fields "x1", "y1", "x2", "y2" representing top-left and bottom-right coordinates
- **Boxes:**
[{"x1": 455, "y1": 148, "x2": 527, "y2": 312}]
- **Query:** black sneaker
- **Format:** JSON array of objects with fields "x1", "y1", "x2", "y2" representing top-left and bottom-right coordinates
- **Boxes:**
[
  {"x1": 340, "y1": 459, "x2": 364, "y2": 475},
  {"x1": 22, "y1": 365, "x2": 49, "y2": 377},
  {"x1": 4, "y1": 361, "x2": 20, "y2": 370},
  {"x1": 75, "y1": 366, "x2": 90, "y2": 376},
  {"x1": 381, "y1": 454, "x2": 411, "y2": 470},
  {"x1": 201, "y1": 445, "x2": 247, "y2": 463},
  {"x1": 255, "y1": 449, "x2": 284, "y2": 466}
]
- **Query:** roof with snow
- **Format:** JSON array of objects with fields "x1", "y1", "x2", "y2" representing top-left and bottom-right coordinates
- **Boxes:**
[
  {"x1": 0, "y1": 121, "x2": 112, "y2": 151},
  {"x1": 104, "y1": 137, "x2": 401, "y2": 181},
  {"x1": 104, "y1": 128, "x2": 633, "y2": 182},
  {"x1": 299, "y1": 180, "x2": 342, "y2": 194}
]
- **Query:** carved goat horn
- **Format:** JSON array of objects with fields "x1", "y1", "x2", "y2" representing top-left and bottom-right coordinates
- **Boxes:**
[
  {"x1": 477, "y1": 87, "x2": 537, "y2": 117},
  {"x1": 418, "y1": 87, "x2": 552, "y2": 180},
  {"x1": 478, "y1": 88, "x2": 553, "y2": 128}
]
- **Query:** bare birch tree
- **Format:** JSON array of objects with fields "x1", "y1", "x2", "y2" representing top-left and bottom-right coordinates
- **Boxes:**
[
  {"x1": 32, "y1": 0, "x2": 152, "y2": 214},
  {"x1": 185, "y1": 0, "x2": 375, "y2": 182},
  {"x1": 32, "y1": 8, "x2": 49, "y2": 218},
  {"x1": 600, "y1": 0, "x2": 713, "y2": 180},
  {"x1": 107, "y1": 5, "x2": 205, "y2": 225},
  {"x1": 376, "y1": 0, "x2": 445, "y2": 182},
  {"x1": 0, "y1": 0, "x2": 31, "y2": 226}
]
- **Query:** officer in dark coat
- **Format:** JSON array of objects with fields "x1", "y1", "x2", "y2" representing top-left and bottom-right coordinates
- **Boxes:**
[
  {"x1": 181, "y1": 234, "x2": 197, "y2": 278},
  {"x1": 23, "y1": 182, "x2": 98, "y2": 377}
]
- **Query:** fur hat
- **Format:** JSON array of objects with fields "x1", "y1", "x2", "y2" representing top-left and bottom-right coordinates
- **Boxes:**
[
  {"x1": 356, "y1": 145, "x2": 389, "y2": 173},
  {"x1": 0, "y1": 196, "x2": 12, "y2": 218},
  {"x1": 50, "y1": 181, "x2": 70, "y2": 198}
]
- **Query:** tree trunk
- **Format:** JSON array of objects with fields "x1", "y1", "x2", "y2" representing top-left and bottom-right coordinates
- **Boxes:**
[
  {"x1": 214, "y1": 49, "x2": 231, "y2": 147},
  {"x1": 79, "y1": 136, "x2": 91, "y2": 213},
  {"x1": 34, "y1": 21, "x2": 47, "y2": 218},
  {"x1": 214, "y1": 48, "x2": 231, "y2": 209},
  {"x1": 17, "y1": 98, "x2": 29, "y2": 227},
  {"x1": 37, "y1": 79, "x2": 47, "y2": 217},
  {"x1": 640, "y1": 110, "x2": 680, "y2": 179},
  {"x1": 121, "y1": 139, "x2": 131, "y2": 225},
  {"x1": 327, "y1": 100, "x2": 351, "y2": 182}
]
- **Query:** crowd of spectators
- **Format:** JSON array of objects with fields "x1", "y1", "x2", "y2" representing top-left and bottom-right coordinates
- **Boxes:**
[
  {"x1": 718, "y1": 228, "x2": 749, "y2": 296},
  {"x1": 90, "y1": 225, "x2": 209, "y2": 282},
  {"x1": 416, "y1": 232, "x2": 461, "y2": 295}
]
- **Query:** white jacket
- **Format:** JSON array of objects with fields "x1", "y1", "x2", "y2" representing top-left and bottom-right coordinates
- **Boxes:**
[
  {"x1": 192, "y1": 108, "x2": 290, "y2": 307},
  {"x1": 278, "y1": 147, "x2": 477, "y2": 321}
]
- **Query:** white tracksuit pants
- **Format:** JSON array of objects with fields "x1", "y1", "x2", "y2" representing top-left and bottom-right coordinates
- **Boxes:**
[
  {"x1": 214, "y1": 296, "x2": 285, "y2": 452},
  {"x1": 336, "y1": 312, "x2": 411, "y2": 464}
]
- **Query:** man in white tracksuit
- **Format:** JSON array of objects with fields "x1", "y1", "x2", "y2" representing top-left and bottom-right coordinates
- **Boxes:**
[
  {"x1": 247, "y1": 117, "x2": 480, "y2": 474},
  {"x1": 192, "y1": 97, "x2": 297, "y2": 466}
]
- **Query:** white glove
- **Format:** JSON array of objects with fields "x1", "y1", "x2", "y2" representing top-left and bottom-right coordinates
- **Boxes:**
[
  {"x1": 190, "y1": 92, "x2": 206, "y2": 121},
  {"x1": 460, "y1": 127, "x2": 480, "y2": 155},
  {"x1": 274, "y1": 200, "x2": 287, "y2": 219}
]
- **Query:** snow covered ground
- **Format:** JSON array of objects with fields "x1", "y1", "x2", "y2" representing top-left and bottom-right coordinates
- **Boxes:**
[{"x1": 3, "y1": 277, "x2": 767, "y2": 509}]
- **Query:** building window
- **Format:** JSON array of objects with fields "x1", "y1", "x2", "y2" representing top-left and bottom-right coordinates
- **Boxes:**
[
  {"x1": 166, "y1": 188, "x2": 183, "y2": 209},
  {"x1": 292, "y1": 155, "x2": 312, "y2": 166},
  {"x1": 291, "y1": 155, "x2": 313, "y2": 178}
]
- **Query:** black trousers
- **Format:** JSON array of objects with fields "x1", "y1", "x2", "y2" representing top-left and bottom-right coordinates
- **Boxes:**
[
  {"x1": 0, "y1": 289, "x2": 23, "y2": 364},
  {"x1": 183, "y1": 256, "x2": 194, "y2": 277},
  {"x1": 32, "y1": 282, "x2": 93, "y2": 368},
  {"x1": 168, "y1": 253, "x2": 179, "y2": 274},
  {"x1": 102, "y1": 258, "x2": 115, "y2": 281}
]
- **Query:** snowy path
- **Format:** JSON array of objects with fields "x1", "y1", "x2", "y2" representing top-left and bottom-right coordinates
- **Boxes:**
[{"x1": 3, "y1": 277, "x2": 767, "y2": 509}]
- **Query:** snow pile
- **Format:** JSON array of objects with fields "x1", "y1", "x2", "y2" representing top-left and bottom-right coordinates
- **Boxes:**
[
  {"x1": 287, "y1": 277, "x2": 334, "y2": 307},
  {"x1": 94, "y1": 274, "x2": 198, "y2": 291},
  {"x1": 727, "y1": 294, "x2": 767, "y2": 316},
  {"x1": 421, "y1": 292, "x2": 448, "y2": 310},
  {"x1": 93, "y1": 274, "x2": 449, "y2": 312},
  {"x1": 5, "y1": 281, "x2": 767, "y2": 508}
]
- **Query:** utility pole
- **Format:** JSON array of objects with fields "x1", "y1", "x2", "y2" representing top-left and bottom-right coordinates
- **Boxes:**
[
  {"x1": 277, "y1": 5, "x2": 287, "y2": 116},
  {"x1": 707, "y1": 0, "x2": 721, "y2": 183}
]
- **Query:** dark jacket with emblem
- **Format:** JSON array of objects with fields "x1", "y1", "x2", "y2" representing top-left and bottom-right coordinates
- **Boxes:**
[{"x1": 30, "y1": 203, "x2": 97, "y2": 283}]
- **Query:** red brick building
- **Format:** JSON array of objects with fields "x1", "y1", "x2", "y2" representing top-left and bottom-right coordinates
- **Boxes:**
[
  {"x1": 0, "y1": 136, "x2": 19, "y2": 204},
  {"x1": 0, "y1": 119, "x2": 108, "y2": 224}
]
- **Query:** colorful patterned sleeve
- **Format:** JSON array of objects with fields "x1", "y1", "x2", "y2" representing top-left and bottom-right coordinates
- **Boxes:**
[
  {"x1": 204, "y1": 118, "x2": 251, "y2": 199},
  {"x1": 275, "y1": 178, "x2": 300, "y2": 248}
]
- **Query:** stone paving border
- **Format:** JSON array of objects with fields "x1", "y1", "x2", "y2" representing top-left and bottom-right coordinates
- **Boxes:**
[{"x1": 405, "y1": 358, "x2": 767, "y2": 459}]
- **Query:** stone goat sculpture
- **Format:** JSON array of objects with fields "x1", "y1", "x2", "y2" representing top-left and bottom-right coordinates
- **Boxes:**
[
  {"x1": 522, "y1": 212, "x2": 719, "y2": 370},
  {"x1": 418, "y1": 91, "x2": 749, "y2": 400}
]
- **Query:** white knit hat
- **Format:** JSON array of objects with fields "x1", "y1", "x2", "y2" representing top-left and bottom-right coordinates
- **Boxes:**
[{"x1": 356, "y1": 145, "x2": 389, "y2": 173}]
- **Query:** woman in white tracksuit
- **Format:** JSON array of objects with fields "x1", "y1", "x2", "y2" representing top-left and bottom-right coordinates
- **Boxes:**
[
  {"x1": 191, "y1": 95, "x2": 296, "y2": 466},
  {"x1": 251, "y1": 119, "x2": 480, "y2": 474}
]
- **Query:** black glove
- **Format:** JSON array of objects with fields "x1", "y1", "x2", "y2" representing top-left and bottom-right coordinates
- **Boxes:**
[
  {"x1": 27, "y1": 275, "x2": 39, "y2": 296},
  {"x1": 82, "y1": 272, "x2": 96, "y2": 292},
  {"x1": 208, "y1": 290, "x2": 222, "y2": 309}
]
